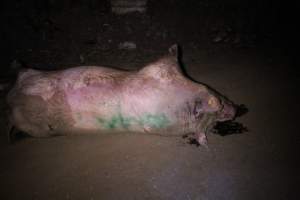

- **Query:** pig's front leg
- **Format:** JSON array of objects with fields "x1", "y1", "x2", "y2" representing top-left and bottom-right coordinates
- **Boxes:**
[
  {"x1": 196, "y1": 131, "x2": 208, "y2": 147},
  {"x1": 194, "y1": 114, "x2": 216, "y2": 147}
]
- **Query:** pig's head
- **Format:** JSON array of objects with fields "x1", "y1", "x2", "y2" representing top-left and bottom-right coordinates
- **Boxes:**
[
  {"x1": 192, "y1": 88, "x2": 236, "y2": 123},
  {"x1": 214, "y1": 95, "x2": 237, "y2": 122},
  {"x1": 166, "y1": 44, "x2": 237, "y2": 123},
  {"x1": 186, "y1": 87, "x2": 237, "y2": 146}
]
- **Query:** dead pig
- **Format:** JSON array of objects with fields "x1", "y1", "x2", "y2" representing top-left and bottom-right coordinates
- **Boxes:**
[{"x1": 6, "y1": 45, "x2": 236, "y2": 146}]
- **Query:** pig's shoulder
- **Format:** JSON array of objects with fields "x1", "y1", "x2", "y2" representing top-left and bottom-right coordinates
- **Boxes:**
[{"x1": 138, "y1": 56, "x2": 184, "y2": 81}]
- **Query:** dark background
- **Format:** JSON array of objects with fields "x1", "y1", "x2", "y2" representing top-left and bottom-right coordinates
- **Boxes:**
[
  {"x1": 0, "y1": 0, "x2": 298, "y2": 199},
  {"x1": 0, "y1": 0, "x2": 296, "y2": 69}
]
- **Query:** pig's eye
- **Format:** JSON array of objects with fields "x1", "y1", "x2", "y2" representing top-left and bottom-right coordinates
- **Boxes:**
[{"x1": 193, "y1": 100, "x2": 203, "y2": 117}]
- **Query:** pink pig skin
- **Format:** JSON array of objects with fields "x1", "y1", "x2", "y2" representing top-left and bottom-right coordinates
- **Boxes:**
[{"x1": 6, "y1": 45, "x2": 236, "y2": 146}]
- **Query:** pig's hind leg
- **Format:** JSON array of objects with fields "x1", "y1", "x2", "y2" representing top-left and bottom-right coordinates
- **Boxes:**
[
  {"x1": 6, "y1": 118, "x2": 28, "y2": 144},
  {"x1": 7, "y1": 95, "x2": 54, "y2": 140}
]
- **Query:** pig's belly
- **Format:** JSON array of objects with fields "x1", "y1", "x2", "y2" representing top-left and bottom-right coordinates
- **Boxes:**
[{"x1": 65, "y1": 86, "x2": 178, "y2": 133}]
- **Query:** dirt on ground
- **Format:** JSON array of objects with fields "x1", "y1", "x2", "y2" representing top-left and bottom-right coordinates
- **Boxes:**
[{"x1": 0, "y1": 1, "x2": 298, "y2": 200}]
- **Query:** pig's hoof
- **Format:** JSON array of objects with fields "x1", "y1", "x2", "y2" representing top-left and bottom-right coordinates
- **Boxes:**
[
  {"x1": 184, "y1": 132, "x2": 208, "y2": 148},
  {"x1": 196, "y1": 132, "x2": 208, "y2": 148}
]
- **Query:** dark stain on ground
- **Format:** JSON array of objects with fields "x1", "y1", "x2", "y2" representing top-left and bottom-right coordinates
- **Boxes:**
[
  {"x1": 235, "y1": 104, "x2": 249, "y2": 118},
  {"x1": 213, "y1": 121, "x2": 248, "y2": 136}
]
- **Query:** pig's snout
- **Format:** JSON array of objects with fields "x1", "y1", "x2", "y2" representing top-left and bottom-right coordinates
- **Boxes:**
[{"x1": 217, "y1": 102, "x2": 236, "y2": 121}]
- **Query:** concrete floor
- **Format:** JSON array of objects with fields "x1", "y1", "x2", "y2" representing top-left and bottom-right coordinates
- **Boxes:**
[{"x1": 0, "y1": 48, "x2": 297, "y2": 200}]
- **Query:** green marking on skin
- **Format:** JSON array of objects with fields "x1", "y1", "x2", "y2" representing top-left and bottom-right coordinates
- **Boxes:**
[
  {"x1": 96, "y1": 113, "x2": 169, "y2": 130},
  {"x1": 138, "y1": 113, "x2": 170, "y2": 128},
  {"x1": 96, "y1": 114, "x2": 134, "y2": 129}
]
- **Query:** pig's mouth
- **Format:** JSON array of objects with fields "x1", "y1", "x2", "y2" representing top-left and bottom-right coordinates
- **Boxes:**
[{"x1": 184, "y1": 104, "x2": 248, "y2": 146}]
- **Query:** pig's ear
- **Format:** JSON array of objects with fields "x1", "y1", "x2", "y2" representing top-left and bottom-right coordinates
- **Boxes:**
[
  {"x1": 168, "y1": 44, "x2": 179, "y2": 59},
  {"x1": 138, "y1": 44, "x2": 183, "y2": 78}
]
